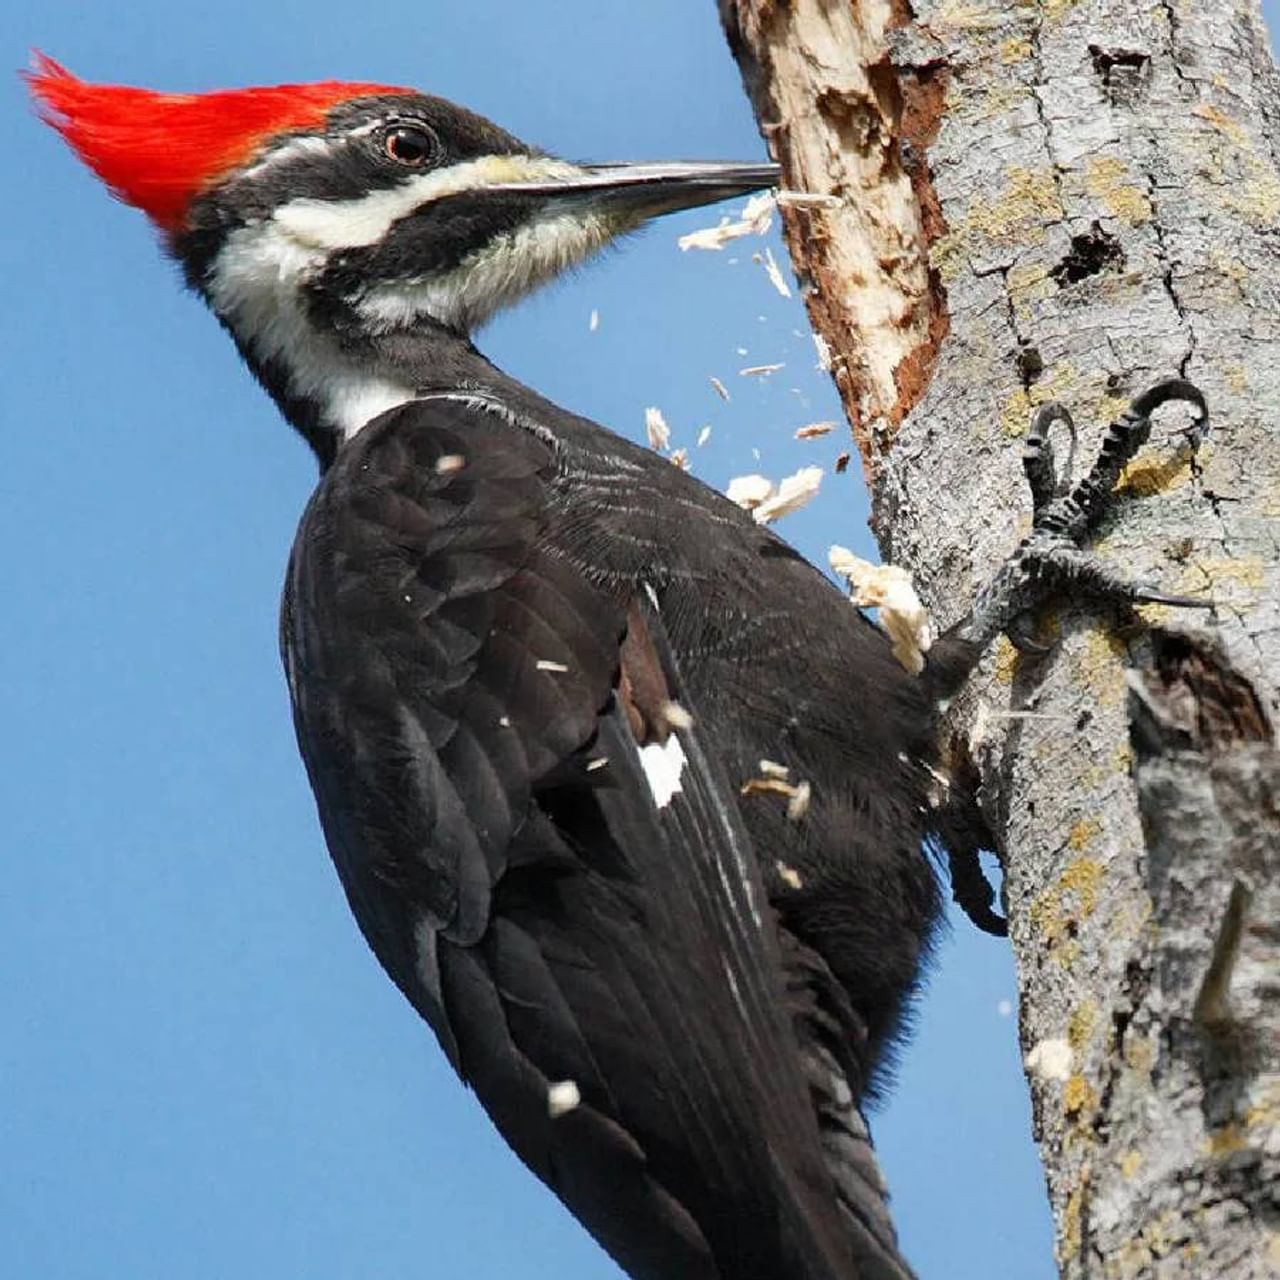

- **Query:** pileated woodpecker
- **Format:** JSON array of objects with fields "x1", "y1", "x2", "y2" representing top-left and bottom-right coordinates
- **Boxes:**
[{"x1": 30, "y1": 56, "x2": 1207, "y2": 1280}]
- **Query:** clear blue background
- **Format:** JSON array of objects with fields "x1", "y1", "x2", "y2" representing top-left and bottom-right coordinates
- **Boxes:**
[{"x1": 5, "y1": 5, "x2": 1272, "y2": 1278}]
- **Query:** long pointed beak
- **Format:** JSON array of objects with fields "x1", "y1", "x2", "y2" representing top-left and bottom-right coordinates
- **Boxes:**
[{"x1": 503, "y1": 160, "x2": 781, "y2": 220}]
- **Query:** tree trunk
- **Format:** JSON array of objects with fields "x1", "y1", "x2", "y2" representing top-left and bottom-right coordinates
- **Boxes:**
[{"x1": 718, "y1": 1, "x2": 1280, "y2": 1276}]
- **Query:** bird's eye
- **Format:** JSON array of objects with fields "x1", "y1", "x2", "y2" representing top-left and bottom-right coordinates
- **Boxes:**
[{"x1": 382, "y1": 124, "x2": 438, "y2": 167}]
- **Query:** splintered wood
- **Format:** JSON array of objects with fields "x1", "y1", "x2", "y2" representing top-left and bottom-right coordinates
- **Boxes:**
[
  {"x1": 828, "y1": 546, "x2": 933, "y2": 675},
  {"x1": 644, "y1": 406, "x2": 671, "y2": 452}
]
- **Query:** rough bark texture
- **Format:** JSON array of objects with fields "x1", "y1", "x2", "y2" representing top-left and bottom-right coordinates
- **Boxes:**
[{"x1": 719, "y1": 1, "x2": 1280, "y2": 1277}]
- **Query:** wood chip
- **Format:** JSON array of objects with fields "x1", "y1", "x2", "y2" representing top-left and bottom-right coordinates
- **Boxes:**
[
  {"x1": 813, "y1": 333, "x2": 832, "y2": 372},
  {"x1": 739, "y1": 363, "x2": 785, "y2": 377},
  {"x1": 835, "y1": 451, "x2": 851, "y2": 474},
  {"x1": 644, "y1": 406, "x2": 671, "y2": 452},
  {"x1": 709, "y1": 376, "x2": 730, "y2": 402},
  {"x1": 776, "y1": 861, "x2": 804, "y2": 890},
  {"x1": 696, "y1": 425, "x2": 712, "y2": 448},
  {"x1": 758, "y1": 759, "x2": 790, "y2": 779},
  {"x1": 725, "y1": 474, "x2": 774, "y2": 511},
  {"x1": 536, "y1": 659, "x2": 570, "y2": 673},
  {"x1": 752, "y1": 466, "x2": 823, "y2": 525},
  {"x1": 786, "y1": 780, "x2": 812, "y2": 822},
  {"x1": 661, "y1": 700, "x2": 694, "y2": 731},
  {"x1": 762, "y1": 247, "x2": 792, "y2": 298},
  {"x1": 829, "y1": 546, "x2": 934, "y2": 675},
  {"x1": 669, "y1": 448, "x2": 689, "y2": 470},
  {"x1": 586, "y1": 756, "x2": 609, "y2": 773},
  {"x1": 677, "y1": 192, "x2": 776, "y2": 251},
  {"x1": 740, "y1": 777, "x2": 797, "y2": 800},
  {"x1": 547, "y1": 1080, "x2": 581, "y2": 1118},
  {"x1": 794, "y1": 422, "x2": 836, "y2": 441},
  {"x1": 775, "y1": 190, "x2": 841, "y2": 209},
  {"x1": 589, "y1": 308, "x2": 600, "y2": 332},
  {"x1": 434, "y1": 453, "x2": 466, "y2": 474}
]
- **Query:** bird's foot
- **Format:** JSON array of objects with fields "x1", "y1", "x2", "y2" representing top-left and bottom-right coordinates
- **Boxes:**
[{"x1": 947, "y1": 378, "x2": 1212, "y2": 658}]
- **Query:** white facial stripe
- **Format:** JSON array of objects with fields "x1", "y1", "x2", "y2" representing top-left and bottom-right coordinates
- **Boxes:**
[
  {"x1": 640, "y1": 736, "x2": 687, "y2": 810},
  {"x1": 271, "y1": 154, "x2": 585, "y2": 251},
  {"x1": 354, "y1": 207, "x2": 615, "y2": 332},
  {"x1": 207, "y1": 219, "x2": 415, "y2": 440}
]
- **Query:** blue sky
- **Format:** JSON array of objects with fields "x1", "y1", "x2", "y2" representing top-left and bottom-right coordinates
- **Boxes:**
[{"x1": 5, "y1": 4, "x2": 1272, "y2": 1278}]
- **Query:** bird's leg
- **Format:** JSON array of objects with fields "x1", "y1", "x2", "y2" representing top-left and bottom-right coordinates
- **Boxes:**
[{"x1": 940, "y1": 377, "x2": 1212, "y2": 666}]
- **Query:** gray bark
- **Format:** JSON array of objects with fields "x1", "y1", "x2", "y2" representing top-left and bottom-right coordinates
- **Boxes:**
[{"x1": 718, "y1": 1, "x2": 1280, "y2": 1276}]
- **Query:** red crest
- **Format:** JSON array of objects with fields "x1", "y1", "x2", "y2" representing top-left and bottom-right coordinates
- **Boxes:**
[{"x1": 26, "y1": 53, "x2": 412, "y2": 231}]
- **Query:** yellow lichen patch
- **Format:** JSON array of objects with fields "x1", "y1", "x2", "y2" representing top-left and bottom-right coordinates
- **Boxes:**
[
  {"x1": 1000, "y1": 35, "x2": 1032, "y2": 62},
  {"x1": 1064, "y1": 1074, "x2": 1098, "y2": 1115},
  {"x1": 1193, "y1": 102, "x2": 1247, "y2": 144},
  {"x1": 1223, "y1": 363, "x2": 1248, "y2": 393},
  {"x1": 1179, "y1": 555, "x2": 1266, "y2": 606},
  {"x1": 1221, "y1": 152, "x2": 1280, "y2": 227},
  {"x1": 1001, "y1": 387, "x2": 1033, "y2": 437},
  {"x1": 972, "y1": 166, "x2": 1064, "y2": 237},
  {"x1": 1079, "y1": 628, "x2": 1128, "y2": 707},
  {"x1": 1066, "y1": 818, "x2": 1101, "y2": 854},
  {"x1": 1086, "y1": 156, "x2": 1152, "y2": 224},
  {"x1": 1044, "y1": 0, "x2": 1080, "y2": 19},
  {"x1": 1124, "y1": 1033, "x2": 1155, "y2": 1076},
  {"x1": 1058, "y1": 1182, "x2": 1085, "y2": 1264},
  {"x1": 1119, "y1": 1149, "x2": 1143, "y2": 1179},
  {"x1": 1068, "y1": 1001, "x2": 1098, "y2": 1054},
  {"x1": 1203, "y1": 1122, "x2": 1248, "y2": 1159},
  {"x1": 1061, "y1": 856, "x2": 1102, "y2": 916},
  {"x1": 1116, "y1": 444, "x2": 1195, "y2": 497},
  {"x1": 1113, "y1": 739, "x2": 1134, "y2": 774},
  {"x1": 993, "y1": 634, "x2": 1020, "y2": 684}
]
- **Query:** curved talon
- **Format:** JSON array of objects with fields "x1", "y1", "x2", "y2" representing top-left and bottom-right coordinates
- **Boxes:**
[
  {"x1": 1023, "y1": 403, "x2": 1078, "y2": 510},
  {"x1": 1129, "y1": 586, "x2": 1216, "y2": 610},
  {"x1": 1130, "y1": 378, "x2": 1210, "y2": 441},
  {"x1": 947, "y1": 846, "x2": 1008, "y2": 937}
]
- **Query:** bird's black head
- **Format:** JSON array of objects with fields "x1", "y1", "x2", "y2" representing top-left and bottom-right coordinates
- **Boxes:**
[{"x1": 29, "y1": 55, "x2": 778, "y2": 452}]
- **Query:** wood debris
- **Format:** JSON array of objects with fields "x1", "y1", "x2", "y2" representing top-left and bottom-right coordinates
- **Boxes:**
[
  {"x1": 725, "y1": 474, "x2": 774, "y2": 512},
  {"x1": 660, "y1": 700, "x2": 694, "y2": 731},
  {"x1": 644, "y1": 406, "x2": 671, "y2": 452},
  {"x1": 739, "y1": 363, "x2": 785, "y2": 377},
  {"x1": 434, "y1": 453, "x2": 466, "y2": 474},
  {"x1": 742, "y1": 771, "x2": 812, "y2": 823},
  {"x1": 696, "y1": 426, "x2": 712, "y2": 448},
  {"x1": 786, "y1": 780, "x2": 812, "y2": 822},
  {"x1": 536, "y1": 659, "x2": 570, "y2": 673},
  {"x1": 762, "y1": 248, "x2": 791, "y2": 298},
  {"x1": 547, "y1": 1080, "x2": 581, "y2": 1118},
  {"x1": 589, "y1": 308, "x2": 600, "y2": 332},
  {"x1": 758, "y1": 759, "x2": 789, "y2": 779},
  {"x1": 813, "y1": 333, "x2": 832, "y2": 372},
  {"x1": 669, "y1": 448, "x2": 689, "y2": 470},
  {"x1": 709, "y1": 376, "x2": 730, "y2": 402},
  {"x1": 829, "y1": 546, "x2": 935, "y2": 675},
  {"x1": 835, "y1": 452, "x2": 851, "y2": 474},
  {"x1": 794, "y1": 422, "x2": 835, "y2": 441},
  {"x1": 677, "y1": 191, "x2": 775, "y2": 251},
  {"x1": 752, "y1": 467, "x2": 822, "y2": 525},
  {"x1": 775, "y1": 190, "x2": 841, "y2": 209},
  {"x1": 586, "y1": 756, "x2": 609, "y2": 773},
  {"x1": 776, "y1": 861, "x2": 804, "y2": 891}
]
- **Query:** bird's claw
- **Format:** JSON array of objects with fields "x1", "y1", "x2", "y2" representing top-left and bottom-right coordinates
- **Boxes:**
[{"x1": 944, "y1": 378, "x2": 1212, "y2": 658}]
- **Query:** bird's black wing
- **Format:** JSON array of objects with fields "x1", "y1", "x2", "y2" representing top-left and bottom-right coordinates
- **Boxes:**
[{"x1": 282, "y1": 395, "x2": 912, "y2": 1280}]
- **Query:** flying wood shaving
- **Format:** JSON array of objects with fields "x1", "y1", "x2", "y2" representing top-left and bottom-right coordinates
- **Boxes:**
[
  {"x1": 794, "y1": 422, "x2": 835, "y2": 441},
  {"x1": 589, "y1": 308, "x2": 600, "y2": 332},
  {"x1": 739, "y1": 363, "x2": 785, "y2": 377},
  {"x1": 758, "y1": 759, "x2": 789, "y2": 780},
  {"x1": 434, "y1": 454, "x2": 466, "y2": 474},
  {"x1": 835, "y1": 452, "x2": 851, "y2": 474},
  {"x1": 661, "y1": 701, "x2": 694, "y2": 731},
  {"x1": 725, "y1": 474, "x2": 774, "y2": 511},
  {"x1": 669, "y1": 448, "x2": 689, "y2": 470},
  {"x1": 740, "y1": 777, "x2": 797, "y2": 800},
  {"x1": 644, "y1": 406, "x2": 671, "y2": 452},
  {"x1": 709, "y1": 376, "x2": 730, "y2": 402},
  {"x1": 786, "y1": 780, "x2": 812, "y2": 822},
  {"x1": 586, "y1": 757, "x2": 609, "y2": 773},
  {"x1": 753, "y1": 467, "x2": 823, "y2": 525},
  {"x1": 776, "y1": 861, "x2": 804, "y2": 890},
  {"x1": 1025, "y1": 1039, "x2": 1073, "y2": 1083},
  {"x1": 696, "y1": 426, "x2": 712, "y2": 448},
  {"x1": 536, "y1": 659, "x2": 570, "y2": 673},
  {"x1": 813, "y1": 333, "x2": 832, "y2": 372},
  {"x1": 547, "y1": 1080, "x2": 581, "y2": 1118},
  {"x1": 762, "y1": 248, "x2": 791, "y2": 298},
  {"x1": 677, "y1": 191, "x2": 776, "y2": 251},
  {"x1": 829, "y1": 547, "x2": 935, "y2": 675}
]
